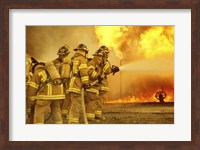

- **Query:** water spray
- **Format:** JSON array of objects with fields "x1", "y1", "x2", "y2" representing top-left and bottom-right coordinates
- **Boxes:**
[{"x1": 119, "y1": 57, "x2": 173, "y2": 73}]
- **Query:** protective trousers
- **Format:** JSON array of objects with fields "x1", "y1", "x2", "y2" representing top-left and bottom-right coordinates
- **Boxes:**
[
  {"x1": 85, "y1": 91, "x2": 99, "y2": 121},
  {"x1": 34, "y1": 100, "x2": 62, "y2": 124},
  {"x1": 61, "y1": 93, "x2": 70, "y2": 115},
  {"x1": 26, "y1": 98, "x2": 35, "y2": 123},
  {"x1": 95, "y1": 91, "x2": 107, "y2": 118},
  {"x1": 68, "y1": 92, "x2": 82, "y2": 124},
  {"x1": 61, "y1": 83, "x2": 70, "y2": 118},
  {"x1": 26, "y1": 98, "x2": 31, "y2": 120}
]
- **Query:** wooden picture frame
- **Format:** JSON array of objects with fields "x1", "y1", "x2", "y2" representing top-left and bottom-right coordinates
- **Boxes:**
[{"x1": 0, "y1": 0, "x2": 199, "y2": 149}]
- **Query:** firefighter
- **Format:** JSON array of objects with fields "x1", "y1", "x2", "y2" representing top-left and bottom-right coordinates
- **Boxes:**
[
  {"x1": 95, "y1": 46, "x2": 119, "y2": 121},
  {"x1": 26, "y1": 53, "x2": 32, "y2": 82},
  {"x1": 26, "y1": 53, "x2": 38, "y2": 121},
  {"x1": 27, "y1": 62, "x2": 65, "y2": 124},
  {"x1": 26, "y1": 53, "x2": 33, "y2": 120},
  {"x1": 67, "y1": 44, "x2": 90, "y2": 124},
  {"x1": 53, "y1": 45, "x2": 71, "y2": 122},
  {"x1": 85, "y1": 49, "x2": 105, "y2": 121},
  {"x1": 26, "y1": 53, "x2": 38, "y2": 82}
]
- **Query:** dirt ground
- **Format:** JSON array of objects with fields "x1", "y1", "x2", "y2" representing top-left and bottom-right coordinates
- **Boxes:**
[
  {"x1": 95, "y1": 102, "x2": 174, "y2": 124},
  {"x1": 42, "y1": 102, "x2": 173, "y2": 124}
]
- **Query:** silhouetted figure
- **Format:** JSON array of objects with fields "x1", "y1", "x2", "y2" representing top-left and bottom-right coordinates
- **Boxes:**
[{"x1": 155, "y1": 91, "x2": 166, "y2": 103}]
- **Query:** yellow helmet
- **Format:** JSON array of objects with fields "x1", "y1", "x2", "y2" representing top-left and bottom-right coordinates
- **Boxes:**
[
  {"x1": 74, "y1": 44, "x2": 89, "y2": 53},
  {"x1": 99, "y1": 45, "x2": 109, "y2": 53},
  {"x1": 93, "y1": 49, "x2": 105, "y2": 57},
  {"x1": 57, "y1": 45, "x2": 70, "y2": 55}
]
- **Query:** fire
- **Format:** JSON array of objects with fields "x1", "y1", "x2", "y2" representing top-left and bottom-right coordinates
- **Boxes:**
[
  {"x1": 95, "y1": 26, "x2": 174, "y2": 103},
  {"x1": 95, "y1": 26, "x2": 174, "y2": 60},
  {"x1": 95, "y1": 26, "x2": 127, "y2": 59},
  {"x1": 140, "y1": 26, "x2": 174, "y2": 58},
  {"x1": 105, "y1": 89, "x2": 174, "y2": 103}
]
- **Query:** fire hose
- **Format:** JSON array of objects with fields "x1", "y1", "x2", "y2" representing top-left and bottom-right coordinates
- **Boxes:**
[
  {"x1": 81, "y1": 87, "x2": 88, "y2": 124},
  {"x1": 81, "y1": 79, "x2": 99, "y2": 124}
]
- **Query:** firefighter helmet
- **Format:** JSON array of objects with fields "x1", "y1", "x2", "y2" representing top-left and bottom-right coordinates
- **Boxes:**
[
  {"x1": 93, "y1": 49, "x2": 105, "y2": 57},
  {"x1": 74, "y1": 44, "x2": 89, "y2": 53},
  {"x1": 99, "y1": 45, "x2": 109, "y2": 53},
  {"x1": 57, "y1": 45, "x2": 70, "y2": 55}
]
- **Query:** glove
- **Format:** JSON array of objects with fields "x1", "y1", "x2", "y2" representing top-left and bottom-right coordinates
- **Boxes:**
[
  {"x1": 111, "y1": 65, "x2": 120, "y2": 75},
  {"x1": 97, "y1": 75, "x2": 103, "y2": 83},
  {"x1": 82, "y1": 83, "x2": 91, "y2": 89},
  {"x1": 54, "y1": 78, "x2": 62, "y2": 85}
]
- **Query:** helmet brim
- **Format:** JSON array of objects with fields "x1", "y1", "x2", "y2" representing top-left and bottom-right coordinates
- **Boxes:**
[
  {"x1": 57, "y1": 51, "x2": 70, "y2": 55},
  {"x1": 74, "y1": 48, "x2": 89, "y2": 52}
]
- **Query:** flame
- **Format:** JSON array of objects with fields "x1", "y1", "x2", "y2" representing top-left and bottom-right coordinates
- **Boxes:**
[
  {"x1": 140, "y1": 26, "x2": 174, "y2": 58},
  {"x1": 105, "y1": 89, "x2": 174, "y2": 103},
  {"x1": 95, "y1": 26, "x2": 174, "y2": 60},
  {"x1": 95, "y1": 26, "x2": 127, "y2": 59},
  {"x1": 95, "y1": 26, "x2": 174, "y2": 103}
]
